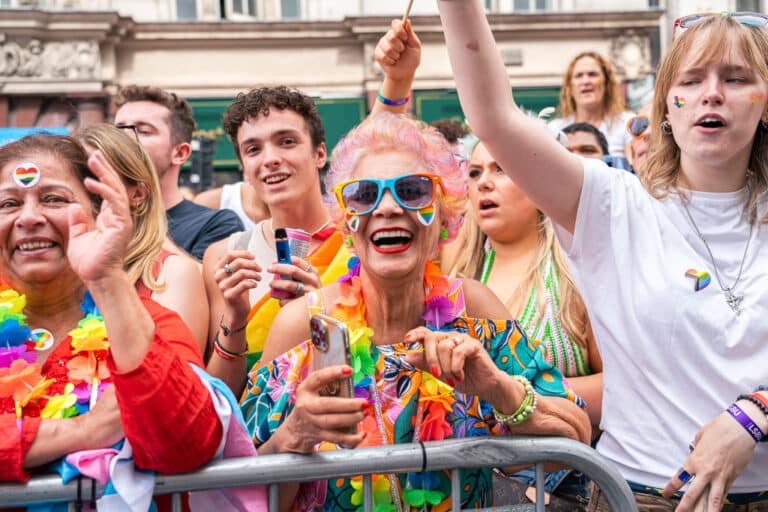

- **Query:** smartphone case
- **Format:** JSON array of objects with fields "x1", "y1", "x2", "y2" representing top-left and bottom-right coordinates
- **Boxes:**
[{"x1": 310, "y1": 314, "x2": 354, "y2": 400}]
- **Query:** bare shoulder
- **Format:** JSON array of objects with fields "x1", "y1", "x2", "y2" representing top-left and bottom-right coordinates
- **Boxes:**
[
  {"x1": 202, "y1": 237, "x2": 230, "y2": 270},
  {"x1": 194, "y1": 187, "x2": 223, "y2": 209},
  {"x1": 163, "y1": 251, "x2": 203, "y2": 279},
  {"x1": 459, "y1": 277, "x2": 511, "y2": 320}
]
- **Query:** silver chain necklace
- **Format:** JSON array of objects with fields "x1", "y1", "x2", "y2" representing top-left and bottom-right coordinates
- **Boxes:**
[{"x1": 680, "y1": 195, "x2": 753, "y2": 315}]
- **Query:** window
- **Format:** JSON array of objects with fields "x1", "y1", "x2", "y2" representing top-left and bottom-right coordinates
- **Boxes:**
[
  {"x1": 736, "y1": 0, "x2": 761, "y2": 11},
  {"x1": 176, "y1": 0, "x2": 197, "y2": 20},
  {"x1": 513, "y1": 0, "x2": 551, "y2": 11},
  {"x1": 225, "y1": 0, "x2": 303, "y2": 20},
  {"x1": 280, "y1": 0, "x2": 299, "y2": 19},
  {"x1": 227, "y1": 0, "x2": 257, "y2": 18}
]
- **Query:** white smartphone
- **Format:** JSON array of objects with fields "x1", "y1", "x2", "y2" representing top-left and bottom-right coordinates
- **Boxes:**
[{"x1": 310, "y1": 313, "x2": 354, "y2": 400}]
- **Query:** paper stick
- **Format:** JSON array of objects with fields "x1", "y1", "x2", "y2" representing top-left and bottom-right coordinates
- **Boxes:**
[
  {"x1": 402, "y1": 0, "x2": 414, "y2": 23},
  {"x1": 89, "y1": 359, "x2": 99, "y2": 409}
]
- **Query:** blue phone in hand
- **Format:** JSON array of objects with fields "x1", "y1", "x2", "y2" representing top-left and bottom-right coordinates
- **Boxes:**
[{"x1": 271, "y1": 228, "x2": 294, "y2": 299}]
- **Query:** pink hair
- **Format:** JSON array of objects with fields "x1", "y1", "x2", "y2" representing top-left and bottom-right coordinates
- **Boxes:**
[{"x1": 325, "y1": 112, "x2": 467, "y2": 245}]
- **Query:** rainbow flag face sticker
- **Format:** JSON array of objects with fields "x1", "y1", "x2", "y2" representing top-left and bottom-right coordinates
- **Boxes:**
[
  {"x1": 685, "y1": 268, "x2": 711, "y2": 291},
  {"x1": 417, "y1": 205, "x2": 436, "y2": 226},
  {"x1": 13, "y1": 163, "x2": 41, "y2": 188},
  {"x1": 31, "y1": 328, "x2": 54, "y2": 351}
]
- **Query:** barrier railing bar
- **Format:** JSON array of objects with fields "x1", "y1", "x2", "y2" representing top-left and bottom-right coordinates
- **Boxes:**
[
  {"x1": 269, "y1": 484, "x2": 279, "y2": 512},
  {"x1": 0, "y1": 437, "x2": 637, "y2": 511},
  {"x1": 363, "y1": 473, "x2": 373, "y2": 512},
  {"x1": 171, "y1": 492, "x2": 182, "y2": 512},
  {"x1": 451, "y1": 468, "x2": 460, "y2": 512},
  {"x1": 534, "y1": 463, "x2": 544, "y2": 512}
]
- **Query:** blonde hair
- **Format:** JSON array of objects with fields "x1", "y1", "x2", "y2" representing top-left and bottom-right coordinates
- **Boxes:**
[
  {"x1": 643, "y1": 16, "x2": 768, "y2": 221},
  {"x1": 558, "y1": 51, "x2": 626, "y2": 122},
  {"x1": 442, "y1": 147, "x2": 591, "y2": 350},
  {"x1": 75, "y1": 125, "x2": 167, "y2": 291},
  {"x1": 442, "y1": 206, "x2": 485, "y2": 280}
]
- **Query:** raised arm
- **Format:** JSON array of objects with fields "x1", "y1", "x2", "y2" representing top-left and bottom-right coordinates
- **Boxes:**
[
  {"x1": 437, "y1": 0, "x2": 583, "y2": 232},
  {"x1": 67, "y1": 151, "x2": 222, "y2": 473},
  {"x1": 371, "y1": 19, "x2": 422, "y2": 116}
]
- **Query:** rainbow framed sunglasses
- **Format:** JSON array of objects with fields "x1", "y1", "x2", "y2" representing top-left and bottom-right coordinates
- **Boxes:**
[
  {"x1": 673, "y1": 12, "x2": 768, "y2": 38},
  {"x1": 627, "y1": 115, "x2": 650, "y2": 140},
  {"x1": 334, "y1": 173, "x2": 443, "y2": 216}
]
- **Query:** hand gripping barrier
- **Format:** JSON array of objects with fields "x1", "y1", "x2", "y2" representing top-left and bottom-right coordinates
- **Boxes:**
[{"x1": 0, "y1": 437, "x2": 638, "y2": 512}]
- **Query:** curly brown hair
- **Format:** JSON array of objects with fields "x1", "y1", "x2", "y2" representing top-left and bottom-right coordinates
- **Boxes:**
[
  {"x1": 223, "y1": 86, "x2": 325, "y2": 159},
  {"x1": 558, "y1": 51, "x2": 626, "y2": 121},
  {"x1": 116, "y1": 85, "x2": 196, "y2": 145},
  {"x1": 429, "y1": 119, "x2": 469, "y2": 144}
]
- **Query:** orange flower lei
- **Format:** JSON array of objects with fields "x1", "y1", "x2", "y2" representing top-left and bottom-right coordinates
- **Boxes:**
[{"x1": 0, "y1": 289, "x2": 110, "y2": 424}]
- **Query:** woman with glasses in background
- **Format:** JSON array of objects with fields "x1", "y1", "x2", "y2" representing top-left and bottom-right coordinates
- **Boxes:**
[
  {"x1": 548, "y1": 51, "x2": 635, "y2": 157},
  {"x1": 438, "y1": 4, "x2": 768, "y2": 511},
  {"x1": 240, "y1": 113, "x2": 590, "y2": 512}
]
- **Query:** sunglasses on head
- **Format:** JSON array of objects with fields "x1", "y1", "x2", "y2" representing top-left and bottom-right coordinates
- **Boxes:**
[
  {"x1": 627, "y1": 116, "x2": 650, "y2": 140},
  {"x1": 673, "y1": 12, "x2": 768, "y2": 38},
  {"x1": 334, "y1": 173, "x2": 443, "y2": 216}
]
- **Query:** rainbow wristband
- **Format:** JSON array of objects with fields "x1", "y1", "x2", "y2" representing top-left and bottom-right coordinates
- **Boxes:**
[
  {"x1": 377, "y1": 90, "x2": 409, "y2": 106},
  {"x1": 727, "y1": 403, "x2": 765, "y2": 443}
]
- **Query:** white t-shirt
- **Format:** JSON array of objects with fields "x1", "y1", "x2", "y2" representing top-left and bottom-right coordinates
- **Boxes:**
[
  {"x1": 556, "y1": 158, "x2": 768, "y2": 492},
  {"x1": 220, "y1": 182, "x2": 258, "y2": 231},
  {"x1": 549, "y1": 111, "x2": 634, "y2": 157}
]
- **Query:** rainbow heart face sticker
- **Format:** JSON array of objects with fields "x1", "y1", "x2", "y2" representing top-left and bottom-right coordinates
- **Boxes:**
[
  {"x1": 685, "y1": 269, "x2": 711, "y2": 291},
  {"x1": 13, "y1": 163, "x2": 41, "y2": 188},
  {"x1": 673, "y1": 96, "x2": 685, "y2": 108},
  {"x1": 417, "y1": 205, "x2": 436, "y2": 226},
  {"x1": 346, "y1": 215, "x2": 360, "y2": 233}
]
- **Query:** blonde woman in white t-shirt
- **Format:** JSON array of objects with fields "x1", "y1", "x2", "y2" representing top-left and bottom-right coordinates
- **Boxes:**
[
  {"x1": 438, "y1": 4, "x2": 768, "y2": 511},
  {"x1": 547, "y1": 51, "x2": 635, "y2": 157}
]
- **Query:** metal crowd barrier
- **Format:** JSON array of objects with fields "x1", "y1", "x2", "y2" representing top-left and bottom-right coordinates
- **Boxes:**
[{"x1": 0, "y1": 437, "x2": 638, "y2": 512}]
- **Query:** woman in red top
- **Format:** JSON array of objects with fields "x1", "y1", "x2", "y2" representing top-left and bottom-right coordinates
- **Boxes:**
[{"x1": 0, "y1": 134, "x2": 221, "y2": 485}]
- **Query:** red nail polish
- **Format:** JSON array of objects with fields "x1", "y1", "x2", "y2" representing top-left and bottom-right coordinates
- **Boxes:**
[
  {"x1": 447, "y1": 378, "x2": 455, "y2": 387},
  {"x1": 431, "y1": 365, "x2": 440, "y2": 377},
  {"x1": 455, "y1": 375, "x2": 463, "y2": 382},
  {"x1": 341, "y1": 367, "x2": 353, "y2": 376},
  {"x1": 362, "y1": 401, "x2": 372, "y2": 411},
  {"x1": 362, "y1": 431, "x2": 368, "y2": 440}
]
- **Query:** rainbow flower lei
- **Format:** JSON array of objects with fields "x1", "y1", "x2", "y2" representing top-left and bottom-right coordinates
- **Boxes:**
[
  {"x1": 331, "y1": 258, "x2": 459, "y2": 511},
  {"x1": 0, "y1": 288, "x2": 110, "y2": 425}
]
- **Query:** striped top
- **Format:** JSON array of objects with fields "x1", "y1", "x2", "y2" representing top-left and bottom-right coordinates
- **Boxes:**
[{"x1": 518, "y1": 253, "x2": 590, "y2": 378}]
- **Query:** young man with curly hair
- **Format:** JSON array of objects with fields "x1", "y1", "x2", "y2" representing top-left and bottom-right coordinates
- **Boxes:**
[{"x1": 202, "y1": 86, "x2": 348, "y2": 395}]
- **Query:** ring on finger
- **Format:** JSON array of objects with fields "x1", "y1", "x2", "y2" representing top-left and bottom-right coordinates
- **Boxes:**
[
  {"x1": 677, "y1": 468, "x2": 694, "y2": 484},
  {"x1": 295, "y1": 281, "x2": 305, "y2": 296},
  {"x1": 224, "y1": 263, "x2": 233, "y2": 275},
  {"x1": 451, "y1": 336, "x2": 462, "y2": 347},
  {"x1": 303, "y1": 261, "x2": 313, "y2": 273}
]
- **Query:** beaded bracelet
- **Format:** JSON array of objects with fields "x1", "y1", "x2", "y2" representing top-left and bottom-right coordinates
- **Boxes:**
[
  {"x1": 213, "y1": 332, "x2": 248, "y2": 361},
  {"x1": 377, "y1": 90, "x2": 410, "y2": 106},
  {"x1": 493, "y1": 375, "x2": 537, "y2": 425},
  {"x1": 750, "y1": 392, "x2": 768, "y2": 411},
  {"x1": 726, "y1": 403, "x2": 765, "y2": 443}
]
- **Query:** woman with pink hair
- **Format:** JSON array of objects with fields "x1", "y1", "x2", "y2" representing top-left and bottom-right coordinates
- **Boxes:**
[{"x1": 239, "y1": 112, "x2": 590, "y2": 511}]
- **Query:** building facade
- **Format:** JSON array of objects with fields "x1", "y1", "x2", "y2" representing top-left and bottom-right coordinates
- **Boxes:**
[{"x1": 1, "y1": 0, "x2": 758, "y2": 176}]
